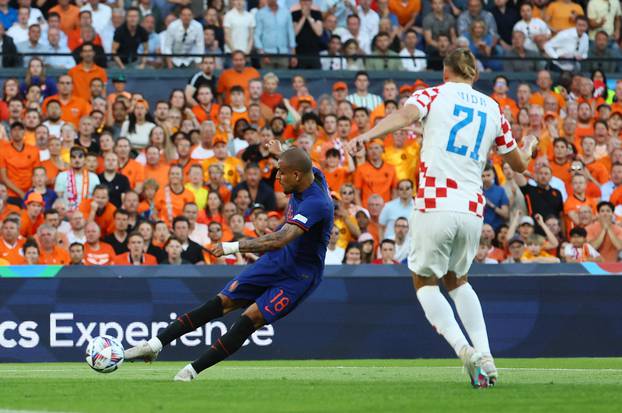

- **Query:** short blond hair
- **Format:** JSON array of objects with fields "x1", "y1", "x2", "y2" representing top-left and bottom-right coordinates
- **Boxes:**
[{"x1": 444, "y1": 48, "x2": 478, "y2": 81}]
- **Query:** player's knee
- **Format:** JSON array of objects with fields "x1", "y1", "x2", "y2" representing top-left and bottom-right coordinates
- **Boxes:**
[
  {"x1": 412, "y1": 273, "x2": 438, "y2": 290},
  {"x1": 241, "y1": 304, "x2": 266, "y2": 329},
  {"x1": 442, "y1": 272, "x2": 468, "y2": 292}
]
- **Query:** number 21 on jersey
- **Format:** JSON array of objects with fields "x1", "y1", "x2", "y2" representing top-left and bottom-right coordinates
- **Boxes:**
[{"x1": 446, "y1": 104, "x2": 487, "y2": 161}]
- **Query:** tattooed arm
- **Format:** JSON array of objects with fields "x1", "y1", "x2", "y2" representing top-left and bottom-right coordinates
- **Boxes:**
[{"x1": 208, "y1": 224, "x2": 305, "y2": 257}]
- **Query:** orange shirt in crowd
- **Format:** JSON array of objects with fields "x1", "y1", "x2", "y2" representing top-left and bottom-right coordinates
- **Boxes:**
[
  {"x1": 545, "y1": 1, "x2": 584, "y2": 32},
  {"x1": 586, "y1": 160, "x2": 610, "y2": 184},
  {"x1": 192, "y1": 103, "x2": 220, "y2": 123},
  {"x1": 586, "y1": 221, "x2": 622, "y2": 262},
  {"x1": 0, "y1": 238, "x2": 24, "y2": 264},
  {"x1": 84, "y1": 242, "x2": 117, "y2": 265},
  {"x1": 549, "y1": 160, "x2": 572, "y2": 187},
  {"x1": 120, "y1": 159, "x2": 145, "y2": 189},
  {"x1": 144, "y1": 163, "x2": 170, "y2": 189},
  {"x1": 353, "y1": 161, "x2": 398, "y2": 208},
  {"x1": 0, "y1": 204, "x2": 21, "y2": 222},
  {"x1": 324, "y1": 167, "x2": 351, "y2": 192},
  {"x1": 79, "y1": 199, "x2": 117, "y2": 236},
  {"x1": 68, "y1": 64, "x2": 108, "y2": 101},
  {"x1": 19, "y1": 211, "x2": 44, "y2": 238},
  {"x1": 563, "y1": 194, "x2": 598, "y2": 232},
  {"x1": 529, "y1": 91, "x2": 566, "y2": 109},
  {"x1": 173, "y1": 158, "x2": 202, "y2": 181},
  {"x1": 216, "y1": 66, "x2": 261, "y2": 104},
  {"x1": 49, "y1": 5, "x2": 80, "y2": 33},
  {"x1": 39, "y1": 246, "x2": 71, "y2": 265},
  {"x1": 40, "y1": 159, "x2": 65, "y2": 186},
  {"x1": 492, "y1": 94, "x2": 519, "y2": 120},
  {"x1": 42, "y1": 94, "x2": 92, "y2": 127},
  {"x1": 231, "y1": 109, "x2": 250, "y2": 127},
  {"x1": 154, "y1": 186, "x2": 195, "y2": 226},
  {"x1": 388, "y1": 0, "x2": 421, "y2": 26},
  {"x1": 203, "y1": 157, "x2": 243, "y2": 187},
  {"x1": 0, "y1": 143, "x2": 40, "y2": 197},
  {"x1": 112, "y1": 252, "x2": 158, "y2": 265},
  {"x1": 66, "y1": 30, "x2": 103, "y2": 51}
]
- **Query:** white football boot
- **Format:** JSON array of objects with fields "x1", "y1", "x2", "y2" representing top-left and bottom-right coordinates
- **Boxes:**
[
  {"x1": 124, "y1": 340, "x2": 160, "y2": 362},
  {"x1": 480, "y1": 355, "x2": 498, "y2": 387},
  {"x1": 459, "y1": 345, "x2": 490, "y2": 388},
  {"x1": 174, "y1": 364, "x2": 198, "y2": 382}
]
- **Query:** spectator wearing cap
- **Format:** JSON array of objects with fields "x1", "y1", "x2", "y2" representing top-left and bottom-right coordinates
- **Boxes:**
[
  {"x1": 543, "y1": 15, "x2": 589, "y2": 72},
  {"x1": 232, "y1": 163, "x2": 276, "y2": 211},
  {"x1": 19, "y1": 191, "x2": 44, "y2": 237},
  {"x1": 255, "y1": 0, "x2": 296, "y2": 69},
  {"x1": 112, "y1": 7, "x2": 148, "y2": 69},
  {"x1": 0, "y1": 121, "x2": 40, "y2": 205},
  {"x1": 346, "y1": 71, "x2": 382, "y2": 112},
  {"x1": 366, "y1": 31, "x2": 402, "y2": 71},
  {"x1": 217, "y1": 50, "x2": 260, "y2": 104},
  {"x1": 503, "y1": 30, "x2": 543, "y2": 73},
  {"x1": 504, "y1": 236, "x2": 525, "y2": 263},
  {"x1": 320, "y1": 35, "x2": 347, "y2": 71},
  {"x1": 164, "y1": 6, "x2": 204, "y2": 69},
  {"x1": 54, "y1": 146, "x2": 100, "y2": 212},
  {"x1": 49, "y1": 0, "x2": 80, "y2": 34},
  {"x1": 398, "y1": 29, "x2": 426, "y2": 72},
  {"x1": 354, "y1": 138, "x2": 397, "y2": 208},
  {"x1": 67, "y1": 43, "x2": 108, "y2": 101}
]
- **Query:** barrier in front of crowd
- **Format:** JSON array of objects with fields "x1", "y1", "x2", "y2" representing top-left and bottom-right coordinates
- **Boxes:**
[{"x1": 0, "y1": 264, "x2": 620, "y2": 362}]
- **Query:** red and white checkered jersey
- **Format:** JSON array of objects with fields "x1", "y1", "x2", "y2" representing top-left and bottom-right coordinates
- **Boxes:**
[{"x1": 405, "y1": 82, "x2": 517, "y2": 217}]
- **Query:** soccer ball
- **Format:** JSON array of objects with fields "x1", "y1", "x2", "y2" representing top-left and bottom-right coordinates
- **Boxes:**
[{"x1": 85, "y1": 335, "x2": 124, "y2": 373}]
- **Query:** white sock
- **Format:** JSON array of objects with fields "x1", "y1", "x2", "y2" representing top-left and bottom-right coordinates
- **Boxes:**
[
  {"x1": 147, "y1": 337, "x2": 163, "y2": 353},
  {"x1": 449, "y1": 283, "x2": 491, "y2": 356},
  {"x1": 185, "y1": 363, "x2": 197, "y2": 378},
  {"x1": 416, "y1": 285, "x2": 469, "y2": 357}
]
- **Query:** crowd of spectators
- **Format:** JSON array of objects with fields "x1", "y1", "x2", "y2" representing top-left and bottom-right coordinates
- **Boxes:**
[
  {"x1": 0, "y1": 0, "x2": 621, "y2": 266},
  {"x1": 0, "y1": 0, "x2": 619, "y2": 71}
]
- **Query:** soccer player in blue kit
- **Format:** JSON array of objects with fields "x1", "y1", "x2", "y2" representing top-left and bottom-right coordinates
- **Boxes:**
[{"x1": 125, "y1": 144, "x2": 334, "y2": 381}]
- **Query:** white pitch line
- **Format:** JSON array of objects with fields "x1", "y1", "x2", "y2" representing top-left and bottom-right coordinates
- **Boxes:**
[
  {"x1": 0, "y1": 409, "x2": 77, "y2": 413},
  {"x1": 1, "y1": 366, "x2": 622, "y2": 373}
]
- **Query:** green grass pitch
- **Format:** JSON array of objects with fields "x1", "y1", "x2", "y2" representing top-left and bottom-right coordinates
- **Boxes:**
[{"x1": 1, "y1": 358, "x2": 621, "y2": 413}]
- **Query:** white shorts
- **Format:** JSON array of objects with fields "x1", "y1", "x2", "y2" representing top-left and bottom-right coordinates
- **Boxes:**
[{"x1": 407, "y1": 210, "x2": 483, "y2": 278}]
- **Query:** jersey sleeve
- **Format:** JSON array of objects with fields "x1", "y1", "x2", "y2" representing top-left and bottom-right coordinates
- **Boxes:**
[
  {"x1": 287, "y1": 197, "x2": 327, "y2": 232},
  {"x1": 404, "y1": 86, "x2": 440, "y2": 119},
  {"x1": 494, "y1": 110, "x2": 517, "y2": 155}
]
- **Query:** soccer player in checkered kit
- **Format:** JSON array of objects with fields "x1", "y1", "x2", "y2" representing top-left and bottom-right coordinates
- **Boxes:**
[{"x1": 348, "y1": 48, "x2": 538, "y2": 387}]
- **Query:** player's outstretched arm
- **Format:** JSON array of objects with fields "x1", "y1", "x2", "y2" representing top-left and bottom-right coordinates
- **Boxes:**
[
  {"x1": 208, "y1": 223, "x2": 305, "y2": 257},
  {"x1": 347, "y1": 105, "x2": 420, "y2": 154}
]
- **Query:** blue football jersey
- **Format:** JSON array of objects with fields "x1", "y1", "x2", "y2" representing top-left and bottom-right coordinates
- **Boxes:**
[{"x1": 263, "y1": 167, "x2": 334, "y2": 276}]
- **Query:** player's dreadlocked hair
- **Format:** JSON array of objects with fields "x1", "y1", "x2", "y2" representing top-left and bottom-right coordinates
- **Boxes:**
[{"x1": 443, "y1": 48, "x2": 478, "y2": 82}]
